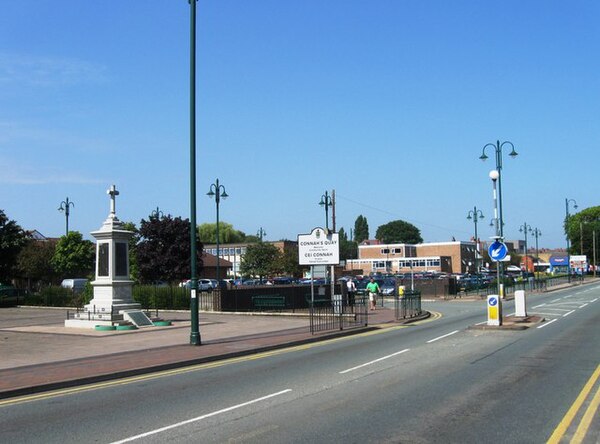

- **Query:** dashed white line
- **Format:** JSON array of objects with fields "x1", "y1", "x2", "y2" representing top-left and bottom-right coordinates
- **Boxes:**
[
  {"x1": 563, "y1": 310, "x2": 576, "y2": 317},
  {"x1": 537, "y1": 319, "x2": 558, "y2": 329},
  {"x1": 533, "y1": 303, "x2": 546, "y2": 308},
  {"x1": 339, "y1": 349, "x2": 410, "y2": 374},
  {"x1": 109, "y1": 389, "x2": 293, "y2": 443},
  {"x1": 592, "y1": 298, "x2": 599, "y2": 303},
  {"x1": 580, "y1": 303, "x2": 589, "y2": 308},
  {"x1": 427, "y1": 330, "x2": 459, "y2": 344}
]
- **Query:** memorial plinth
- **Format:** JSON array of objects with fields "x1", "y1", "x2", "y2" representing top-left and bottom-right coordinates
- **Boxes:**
[{"x1": 65, "y1": 185, "x2": 142, "y2": 329}]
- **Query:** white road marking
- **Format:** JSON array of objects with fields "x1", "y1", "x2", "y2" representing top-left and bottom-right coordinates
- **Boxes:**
[
  {"x1": 109, "y1": 389, "x2": 293, "y2": 443},
  {"x1": 533, "y1": 303, "x2": 546, "y2": 308},
  {"x1": 339, "y1": 349, "x2": 410, "y2": 374},
  {"x1": 580, "y1": 303, "x2": 589, "y2": 308},
  {"x1": 563, "y1": 310, "x2": 576, "y2": 317},
  {"x1": 537, "y1": 319, "x2": 558, "y2": 329},
  {"x1": 426, "y1": 330, "x2": 460, "y2": 344},
  {"x1": 592, "y1": 298, "x2": 599, "y2": 303}
]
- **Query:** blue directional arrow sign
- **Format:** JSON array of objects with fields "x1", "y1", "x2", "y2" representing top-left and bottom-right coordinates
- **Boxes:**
[
  {"x1": 488, "y1": 240, "x2": 508, "y2": 262},
  {"x1": 488, "y1": 296, "x2": 498, "y2": 306}
]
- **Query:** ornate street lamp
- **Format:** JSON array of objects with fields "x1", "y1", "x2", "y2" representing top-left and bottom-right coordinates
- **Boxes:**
[
  {"x1": 319, "y1": 191, "x2": 333, "y2": 232},
  {"x1": 480, "y1": 140, "x2": 518, "y2": 238},
  {"x1": 150, "y1": 206, "x2": 164, "y2": 220},
  {"x1": 58, "y1": 197, "x2": 75, "y2": 236},
  {"x1": 532, "y1": 227, "x2": 542, "y2": 276},
  {"x1": 519, "y1": 222, "x2": 533, "y2": 273},
  {"x1": 489, "y1": 170, "x2": 501, "y2": 296},
  {"x1": 257, "y1": 227, "x2": 267, "y2": 241},
  {"x1": 467, "y1": 206, "x2": 484, "y2": 274},
  {"x1": 207, "y1": 178, "x2": 228, "y2": 282},
  {"x1": 565, "y1": 198, "x2": 578, "y2": 280}
]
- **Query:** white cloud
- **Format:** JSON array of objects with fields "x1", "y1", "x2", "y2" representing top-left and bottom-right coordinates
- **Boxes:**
[{"x1": 0, "y1": 53, "x2": 109, "y2": 87}]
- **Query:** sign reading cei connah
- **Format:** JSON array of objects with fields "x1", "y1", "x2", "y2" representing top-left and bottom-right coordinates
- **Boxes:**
[{"x1": 298, "y1": 227, "x2": 340, "y2": 266}]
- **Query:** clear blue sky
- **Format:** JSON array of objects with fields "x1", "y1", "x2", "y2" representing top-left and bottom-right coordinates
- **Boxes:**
[{"x1": 1, "y1": 1, "x2": 598, "y2": 249}]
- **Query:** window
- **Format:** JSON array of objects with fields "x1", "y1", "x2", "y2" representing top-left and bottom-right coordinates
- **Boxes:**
[
  {"x1": 236, "y1": 248, "x2": 241, "y2": 255},
  {"x1": 373, "y1": 261, "x2": 386, "y2": 269},
  {"x1": 381, "y1": 248, "x2": 390, "y2": 254},
  {"x1": 392, "y1": 248, "x2": 402, "y2": 254}
]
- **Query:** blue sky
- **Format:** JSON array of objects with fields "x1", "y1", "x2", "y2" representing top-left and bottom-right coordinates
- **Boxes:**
[{"x1": 1, "y1": 1, "x2": 598, "y2": 249}]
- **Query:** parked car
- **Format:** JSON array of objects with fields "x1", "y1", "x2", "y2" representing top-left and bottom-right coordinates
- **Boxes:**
[
  {"x1": 0, "y1": 284, "x2": 18, "y2": 307},
  {"x1": 60, "y1": 278, "x2": 88, "y2": 294}
]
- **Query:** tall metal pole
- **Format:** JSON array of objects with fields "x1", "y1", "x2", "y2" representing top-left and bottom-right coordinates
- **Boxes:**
[
  {"x1": 519, "y1": 222, "x2": 531, "y2": 273},
  {"x1": 58, "y1": 197, "x2": 75, "y2": 236},
  {"x1": 467, "y1": 206, "x2": 484, "y2": 274},
  {"x1": 480, "y1": 140, "x2": 518, "y2": 239},
  {"x1": 565, "y1": 198, "x2": 578, "y2": 280},
  {"x1": 189, "y1": 0, "x2": 200, "y2": 346},
  {"x1": 490, "y1": 170, "x2": 501, "y2": 296},
  {"x1": 319, "y1": 191, "x2": 332, "y2": 231},
  {"x1": 532, "y1": 227, "x2": 542, "y2": 276},
  {"x1": 207, "y1": 179, "x2": 228, "y2": 282}
]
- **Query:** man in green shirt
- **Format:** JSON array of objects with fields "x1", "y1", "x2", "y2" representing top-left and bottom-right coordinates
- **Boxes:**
[{"x1": 366, "y1": 277, "x2": 380, "y2": 311}]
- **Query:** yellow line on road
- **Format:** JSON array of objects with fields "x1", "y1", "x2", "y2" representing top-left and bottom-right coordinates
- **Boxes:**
[
  {"x1": 0, "y1": 323, "x2": 415, "y2": 407},
  {"x1": 547, "y1": 363, "x2": 600, "y2": 444},
  {"x1": 572, "y1": 381, "x2": 600, "y2": 444}
]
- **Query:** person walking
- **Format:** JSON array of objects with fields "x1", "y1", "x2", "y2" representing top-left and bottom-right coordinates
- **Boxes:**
[
  {"x1": 366, "y1": 277, "x2": 380, "y2": 311},
  {"x1": 346, "y1": 278, "x2": 356, "y2": 306}
]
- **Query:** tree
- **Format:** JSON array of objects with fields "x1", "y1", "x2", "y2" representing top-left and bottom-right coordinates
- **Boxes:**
[
  {"x1": 51, "y1": 232, "x2": 95, "y2": 278},
  {"x1": 354, "y1": 215, "x2": 369, "y2": 243},
  {"x1": 240, "y1": 243, "x2": 281, "y2": 281},
  {"x1": 376, "y1": 220, "x2": 423, "y2": 244},
  {"x1": 565, "y1": 205, "x2": 600, "y2": 259},
  {"x1": 0, "y1": 210, "x2": 28, "y2": 283},
  {"x1": 338, "y1": 227, "x2": 357, "y2": 260},
  {"x1": 121, "y1": 221, "x2": 139, "y2": 282},
  {"x1": 278, "y1": 245, "x2": 304, "y2": 277},
  {"x1": 198, "y1": 221, "x2": 247, "y2": 244},
  {"x1": 136, "y1": 215, "x2": 203, "y2": 284},
  {"x1": 17, "y1": 239, "x2": 59, "y2": 288}
]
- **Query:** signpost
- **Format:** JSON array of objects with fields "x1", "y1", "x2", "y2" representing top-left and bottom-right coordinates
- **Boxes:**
[
  {"x1": 298, "y1": 227, "x2": 340, "y2": 307},
  {"x1": 487, "y1": 239, "x2": 507, "y2": 325}
]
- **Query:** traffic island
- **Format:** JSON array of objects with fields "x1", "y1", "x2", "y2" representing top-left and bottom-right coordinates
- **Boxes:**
[{"x1": 469, "y1": 315, "x2": 545, "y2": 331}]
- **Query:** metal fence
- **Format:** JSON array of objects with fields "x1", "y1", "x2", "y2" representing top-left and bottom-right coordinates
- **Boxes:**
[
  {"x1": 309, "y1": 295, "x2": 368, "y2": 334},
  {"x1": 394, "y1": 291, "x2": 422, "y2": 320},
  {"x1": 459, "y1": 274, "x2": 586, "y2": 298}
]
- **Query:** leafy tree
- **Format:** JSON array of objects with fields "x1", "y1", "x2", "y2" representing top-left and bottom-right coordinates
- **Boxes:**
[
  {"x1": 198, "y1": 221, "x2": 247, "y2": 244},
  {"x1": 121, "y1": 221, "x2": 139, "y2": 282},
  {"x1": 278, "y1": 245, "x2": 303, "y2": 277},
  {"x1": 17, "y1": 238, "x2": 59, "y2": 288},
  {"x1": 240, "y1": 242, "x2": 281, "y2": 281},
  {"x1": 565, "y1": 205, "x2": 600, "y2": 258},
  {"x1": 376, "y1": 220, "x2": 423, "y2": 244},
  {"x1": 338, "y1": 227, "x2": 357, "y2": 260},
  {"x1": 354, "y1": 215, "x2": 369, "y2": 243},
  {"x1": 0, "y1": 210, "x2": 28, "y2": 283},
  {"x1": 136, "y1": 215, "x2": 203, "y2": 284},
  {"x1": 51, "y1": 231, "x2": 95, "y2": 278}
]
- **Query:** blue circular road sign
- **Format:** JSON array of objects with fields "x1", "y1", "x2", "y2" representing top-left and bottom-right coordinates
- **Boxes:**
[{"x1": 488, "y1": 241, "x2": 508, "y2": 262}]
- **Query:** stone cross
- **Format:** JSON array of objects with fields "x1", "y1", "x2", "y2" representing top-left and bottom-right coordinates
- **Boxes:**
[{"x1": 107, "y1": 184, "x2": 119, "y2": 218}]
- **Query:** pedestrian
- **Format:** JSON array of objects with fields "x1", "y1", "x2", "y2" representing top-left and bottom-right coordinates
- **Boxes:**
[
  {"x1": 346, "y1": 278, "x2": 356, "y2": 306},
  {"x1": 366, "y1": 277, "x2": 380, "y2": 311}
]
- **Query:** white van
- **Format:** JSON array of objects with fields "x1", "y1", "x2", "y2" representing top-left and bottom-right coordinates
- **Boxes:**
[{"x1": 61, "y1": 279, "x2": 88, "y2": 294}]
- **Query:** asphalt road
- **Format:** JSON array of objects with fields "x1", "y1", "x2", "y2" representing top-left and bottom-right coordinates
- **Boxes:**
[{"x1": 2, "y1": 283, "x2": 599, "y2": 443}]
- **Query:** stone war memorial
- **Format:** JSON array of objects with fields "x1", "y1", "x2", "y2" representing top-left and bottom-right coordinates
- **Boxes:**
[{"x1": 65, "y1": 185, "x2": 153, "y2": 330}]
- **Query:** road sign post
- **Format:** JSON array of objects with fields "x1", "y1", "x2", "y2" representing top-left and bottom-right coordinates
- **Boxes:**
[{"x1": 487, "y1": 295, "x2": 502, "y2": 326}]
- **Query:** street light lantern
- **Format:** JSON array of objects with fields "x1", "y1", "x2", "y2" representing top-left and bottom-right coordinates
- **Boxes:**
[
  {"x1": 467, "y1": 206, "x2": 484, "y2": 274},
  {"x1": 319, "y1": 190, "x2": 333, "y2": 231},
  {"x1": 207, "y1": 178, "x2": 228, "y2": 282},
  {"x1": 480, "y1": 141, "x2": 519, "y2": 239},
  {"x1": 58, "y1": 197, "x2": 75, "y2": 236},
  {"x1": 489, "y1": 169, "x2": 499, "y2": 181}
]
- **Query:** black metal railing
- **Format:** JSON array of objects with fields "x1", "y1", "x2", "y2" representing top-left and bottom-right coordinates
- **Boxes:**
[
  {"x1": 309, "y1": 295, "x2": 368, "y2": 334},
  {"x1": 394, "y1": 291, "x2": 422, "y2": 320}
]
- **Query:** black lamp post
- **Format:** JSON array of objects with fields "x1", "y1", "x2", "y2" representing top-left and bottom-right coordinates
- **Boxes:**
[
  {"x1": 467, "y1": 206, "x2": 484, "y2": 274},
  {"x1": 257, "y1": 227, "x2": 267, "y2": 241},
  {"x1": 319, "y1": 191, "x2": 333, "y2": 231},
  {"x1": 565, "y1": 198, "x2": 578, "y2": 280},
  {"x1": 189, "y1": 0, "x2": 200, "y2": 346},
  {"x1": 480, "y1": 140, "x2": 518, "y2": 238},
  {"x1": 58, "y1": 197, "x2": 75, "y2": 236},
  {"x1": 150, "y1": 206, "x2": 164, "y2": 220},
  {"x1": 207, "y1": 178, "x2": 228, "y2": 282},
  {"x1": 532, "y1": 227, "x2": 542, "y2": 273},
  {"x1": 519, "y1": 222, "x2": 532, "y2": 274}
]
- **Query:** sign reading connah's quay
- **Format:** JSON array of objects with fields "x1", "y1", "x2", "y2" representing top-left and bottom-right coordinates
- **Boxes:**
[{"x1": 297, "y1": 227, "x2": 340, "y2": 266}]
